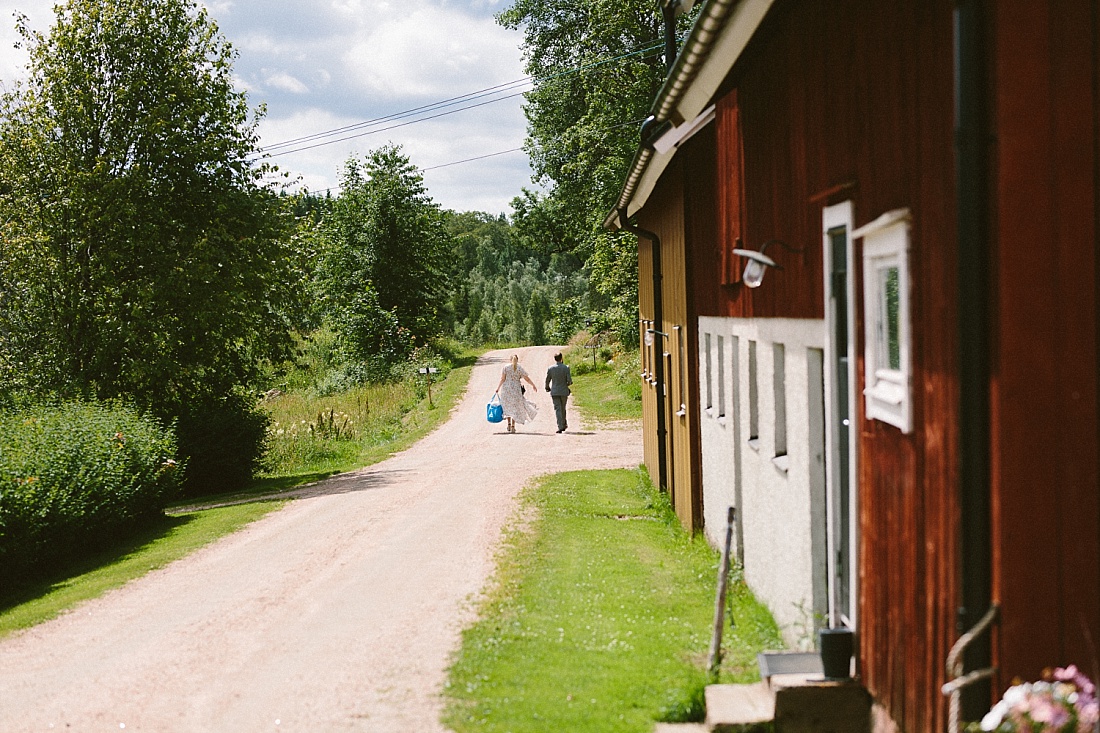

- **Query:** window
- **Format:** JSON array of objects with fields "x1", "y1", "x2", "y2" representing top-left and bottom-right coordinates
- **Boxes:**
[
  {"x1": 854, "y1": 208, "x2": 912, "y2": 433},
  {"x1": 748, "y1": 340, "x2": 759, "y2": 448},
  {"x1": 705, "y1": 332, "x2": 713, "y2": 411},
  {"x1": 717, "y1": 335, "x2": 726, "y2": 419},
  {"x1": 773, "y1": 343, "x2": 787, "y2": 460}
]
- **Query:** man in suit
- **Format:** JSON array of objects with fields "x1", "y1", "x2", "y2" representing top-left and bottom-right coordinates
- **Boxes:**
[{"x1": 545, "y1": 352, "x2": 573, "y2": 433}]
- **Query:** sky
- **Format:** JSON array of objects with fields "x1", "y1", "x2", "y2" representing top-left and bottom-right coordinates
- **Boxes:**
[{"x1": 0, "y1": 0, "x2": 534, "y2": 214}]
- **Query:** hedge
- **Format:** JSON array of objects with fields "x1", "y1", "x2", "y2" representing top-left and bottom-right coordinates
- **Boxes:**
[{"x1": 0, "y1": 399, "x2": 181, "y2": 586}]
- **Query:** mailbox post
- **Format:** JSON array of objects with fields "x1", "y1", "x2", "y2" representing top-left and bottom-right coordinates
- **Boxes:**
[{"x1": 418, "y1": 366, "x2": 440, "y2": 407}]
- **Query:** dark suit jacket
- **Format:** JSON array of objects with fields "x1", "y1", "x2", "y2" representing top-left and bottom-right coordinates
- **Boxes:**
[{"x1": 545, "y1": 362, "x2": 572, "y2": 396}]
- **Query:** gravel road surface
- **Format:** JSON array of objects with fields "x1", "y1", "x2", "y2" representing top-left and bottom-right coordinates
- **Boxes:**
[{"x1": 0, "y1": 345, "x2": 642, "y2": 731}]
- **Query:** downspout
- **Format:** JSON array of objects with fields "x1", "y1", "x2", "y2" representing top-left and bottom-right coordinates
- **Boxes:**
[
  {"x1": 661, "y1": 1, "x2": 679, "y2": 75},
  {"x1": 620, "y1": 209, "x2": 669, "y2": 491},
  {"x1": 954, "y1": 0, "x2": 993, "y2": 722}
]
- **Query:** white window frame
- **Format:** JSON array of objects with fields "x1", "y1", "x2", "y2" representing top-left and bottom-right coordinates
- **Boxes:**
[{"x1": 853, "y1": 208, "x2": 913, "y2": 434}]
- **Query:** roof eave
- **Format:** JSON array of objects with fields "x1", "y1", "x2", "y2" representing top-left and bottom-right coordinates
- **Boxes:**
[{"x1": 605, "y1": 0, "x2": 775, "y2": 229}]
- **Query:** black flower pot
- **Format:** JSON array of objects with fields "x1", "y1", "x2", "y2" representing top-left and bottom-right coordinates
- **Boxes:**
[{"x1": 819, "y1": 627, "x2": 854, "y2": 680}]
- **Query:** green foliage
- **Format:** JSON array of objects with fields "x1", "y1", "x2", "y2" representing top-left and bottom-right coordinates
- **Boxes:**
[
  {"x1": 499, "y1": 0, "x2": 694, "y2": 338},
  {"x1": 444, "y1": 469, "x2": 783, "y2": 732},
  {"x1": 315, "y1": 144, "x2": 450, "y2": 360},
  {"x1": 261, "y1": 344, "x2": 473, "y2": 479},
  {"x1": 0, "y1": 0, "x2": 307, "y2": 490},
  {"x1": 175, "y1": 392, "x2": 269, "y2": 496},
  {"x1": 548, "y1": 297, "x2": 588, "y2": 345},
  {"x1": 0, "y1": 399, "x2": 180, "y2": 586},
  {"x1": 556, "y1": 342, "x2": 641, "y2": 424},
  {"x1": 442, "y1": 210, "x2": 588, "y2": 346}
]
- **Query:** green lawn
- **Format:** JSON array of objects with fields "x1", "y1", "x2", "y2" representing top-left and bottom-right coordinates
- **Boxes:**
[
  {"x1": 443, "y1": 469, "x2": 782, "y2": 733},
  {"x1": 564, "y1": 344, "x2": 643, "y2": 426}
]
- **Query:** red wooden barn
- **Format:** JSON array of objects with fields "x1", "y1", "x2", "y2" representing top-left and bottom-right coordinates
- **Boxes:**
[{"x1": 608, "y1": 0, "x2": 1099, "y2": 729}]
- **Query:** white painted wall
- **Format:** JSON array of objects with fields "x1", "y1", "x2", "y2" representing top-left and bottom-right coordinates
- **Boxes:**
[{"x1": 698, "y1": 316, "x2": 828, "y2": 649}]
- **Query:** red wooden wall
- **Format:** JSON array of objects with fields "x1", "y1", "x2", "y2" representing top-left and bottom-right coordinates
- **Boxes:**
[
  {"x1": 990, "y1": 0, "x2": 1100, "y2": 685},
  {"x1": 655, "y1": 0, "x2": 1099, "y2": 728},
  {"x1": 682, "y1": 1, "x2": 961, "y2": 730}
]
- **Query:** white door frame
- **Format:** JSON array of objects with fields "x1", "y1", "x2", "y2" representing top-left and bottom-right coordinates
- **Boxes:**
[{"x1": 822, "y1": 200, "x2": 859, "y2": 630}]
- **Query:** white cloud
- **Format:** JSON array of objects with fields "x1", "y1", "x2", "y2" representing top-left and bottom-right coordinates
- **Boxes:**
[
  {"x1": 339, "y1": 6, "x2": 522, "y2": 100},
  {"x1": 0, "y1": 0, "x2": 533, "y2": 213},
  {"x1": 263, "y1": 69, "x2": 309, "y2": 94}
]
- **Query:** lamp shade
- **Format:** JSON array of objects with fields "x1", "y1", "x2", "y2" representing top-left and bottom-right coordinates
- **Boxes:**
[{"x1": 732, "y1": 248, "x2": 778, "y2": 288}]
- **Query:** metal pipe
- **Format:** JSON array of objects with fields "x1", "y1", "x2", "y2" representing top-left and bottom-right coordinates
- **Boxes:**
[
  {"x1": 661, "y1": 1, "x2": 678, "y2": 74},
  {"x1": 620, "y1": 208, "x2": 669, "y2": 491},
  {"x1": 942, "y1": 605, "x2": 1000, "y2": 732},
  {"x1": 954, "y1": 0, "x2": 994, "y2": 722}
]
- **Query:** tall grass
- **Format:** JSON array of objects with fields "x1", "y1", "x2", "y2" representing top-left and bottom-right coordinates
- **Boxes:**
[{"x1": 262, "y1": 380, "x2": 420, "y2": 476}]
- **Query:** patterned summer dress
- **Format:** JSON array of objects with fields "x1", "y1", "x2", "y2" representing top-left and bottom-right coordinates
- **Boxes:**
[{"x1": 498, "y1": 364, "x2": 538, "y2": 424}]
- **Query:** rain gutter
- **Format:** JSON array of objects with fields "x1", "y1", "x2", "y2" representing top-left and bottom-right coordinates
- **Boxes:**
[{"x1": 604, "y1": 0, "x2": 775, "y2": 230}]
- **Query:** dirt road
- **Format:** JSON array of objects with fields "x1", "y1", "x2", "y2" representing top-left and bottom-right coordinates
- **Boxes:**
[{"x1": 0, "y1": 346, "x2": 641, "y2": 731}]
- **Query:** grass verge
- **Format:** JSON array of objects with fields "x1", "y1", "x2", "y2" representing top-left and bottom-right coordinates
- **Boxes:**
[
  {"x1": 0, "y1": 500, "x2": 284, "y2": 638},
  {"x1": 443, "y1": 468, "x2": 782, "y2": 733},
  {"x1": 563, "y1": 344, "x2": 642, "y2": 426}
]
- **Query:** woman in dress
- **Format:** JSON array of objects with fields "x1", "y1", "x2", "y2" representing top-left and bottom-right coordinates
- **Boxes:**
[{"x1": 495, "y1": 354, "x2": 539, "y2": 433}]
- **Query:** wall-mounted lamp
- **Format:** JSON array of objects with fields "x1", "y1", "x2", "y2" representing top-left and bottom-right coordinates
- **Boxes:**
[{"x1": 731, "y1": 239, "x2": 803, "y2": 288}]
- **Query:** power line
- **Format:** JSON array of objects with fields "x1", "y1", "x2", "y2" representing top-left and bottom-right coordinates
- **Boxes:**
[
  {"x1": 263, "y1": 90, "x2": 529, "y2": 158},
  {"x1": 260, "y1": 77, "x2": 534, "y2": 153},
  {"x1": 421, "y1": 147, "x2": 526, "y2": 172},
  {"x1": 273, "y1": 114, "x2": 650, "y2": 197},
  {"x1": 256, "y1": 40, "x2": 666, "y2": 159}
]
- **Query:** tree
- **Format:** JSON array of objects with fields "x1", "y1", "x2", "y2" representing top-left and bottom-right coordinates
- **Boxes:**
[
  {"x1": 0, "y1": 0, "x2": 306, "y2": 491},
  {"x1": 315, "y1": 145, "x2": 449, "y2": 363},
  {"x1": 499, "y1": 0, "x2": 695, "y2": 345}
]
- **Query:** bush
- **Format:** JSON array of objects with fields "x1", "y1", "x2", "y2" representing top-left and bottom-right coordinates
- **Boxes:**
[
  {"x1": 614, "y1": 349, "x2": 643, "y2": 401},
  {"x1": 0, "y1": 399, "x2": 180, "y2": 586},
  {"x1": 175, "y1": 392, "x2": 269, "y2": 496}
]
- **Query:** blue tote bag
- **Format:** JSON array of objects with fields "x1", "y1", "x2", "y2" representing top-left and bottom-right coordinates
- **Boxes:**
[{"x1": 486, "y1": 393, "x2": 504, "y2": 423}]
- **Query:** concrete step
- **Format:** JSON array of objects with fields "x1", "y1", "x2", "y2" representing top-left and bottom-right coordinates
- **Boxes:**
[
  {"x1": 770, "y1": 673, "x2": 872, "y2": 733},
  {"x1": 705, "y1": 682, "x2": 774, "y2": 733}
]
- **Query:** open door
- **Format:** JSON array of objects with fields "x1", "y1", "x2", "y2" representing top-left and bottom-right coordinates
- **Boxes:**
[{"x1": 823, "y1": 200, "x2": 859, "y2": 630}]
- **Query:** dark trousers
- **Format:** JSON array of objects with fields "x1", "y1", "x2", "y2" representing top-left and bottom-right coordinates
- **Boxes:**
[{"x1": 552, "y1": 394, "x2": 568, "y2": 431}]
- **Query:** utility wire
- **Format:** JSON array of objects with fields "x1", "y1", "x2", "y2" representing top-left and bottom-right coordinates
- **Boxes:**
[
  {"x1": 273, "y1": 115, "x2": 650, "y2": 196},
  {"x1": 263, "y1": 90, "x2": 529, "y2": 158},
  {"x1": 261, "y1": 77, "x2": 534, "y2": 153},
  {"x1": 421, "y1": 147, "x2": 526, "y2": 172},
  {"x1": 255, "y1": 40, "x2": 666, "y2": 159}
]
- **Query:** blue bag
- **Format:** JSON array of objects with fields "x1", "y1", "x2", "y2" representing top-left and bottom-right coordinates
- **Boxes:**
[{"x1": 486, "y1": 393, "x2": 504, "y2": 423}]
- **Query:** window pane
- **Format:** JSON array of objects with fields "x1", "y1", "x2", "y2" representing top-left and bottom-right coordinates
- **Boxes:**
[{"x1": 883, "y1": 266, "x2": 901, "y2": 370}]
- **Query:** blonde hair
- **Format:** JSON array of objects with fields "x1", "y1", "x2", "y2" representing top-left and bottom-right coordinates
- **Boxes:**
[{"x1": 510, "y1": 354, "x2": 519, "y2": 370}]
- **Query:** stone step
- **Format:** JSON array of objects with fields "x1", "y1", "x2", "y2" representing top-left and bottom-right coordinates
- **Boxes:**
[
  {"x1": 705, "y1": 682, "x2": 774, "y2": 733},
  {"x1": 769, "y1": 673, "x2": 871, "y2": 733}
]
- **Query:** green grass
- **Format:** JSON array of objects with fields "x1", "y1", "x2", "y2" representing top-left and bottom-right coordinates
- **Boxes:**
[
  {"x1": 0, "y1": 500, "x2": 284, "y2": 638},
  {"x1": 443, "y1": 468, "x2": 782, "y2": 733},
  {"x1": 565, "y1": 345, "x2": 642, "y2": 425},
  {"x1": 571, "y1": 370, "x2": 643, "y2": 424}
]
